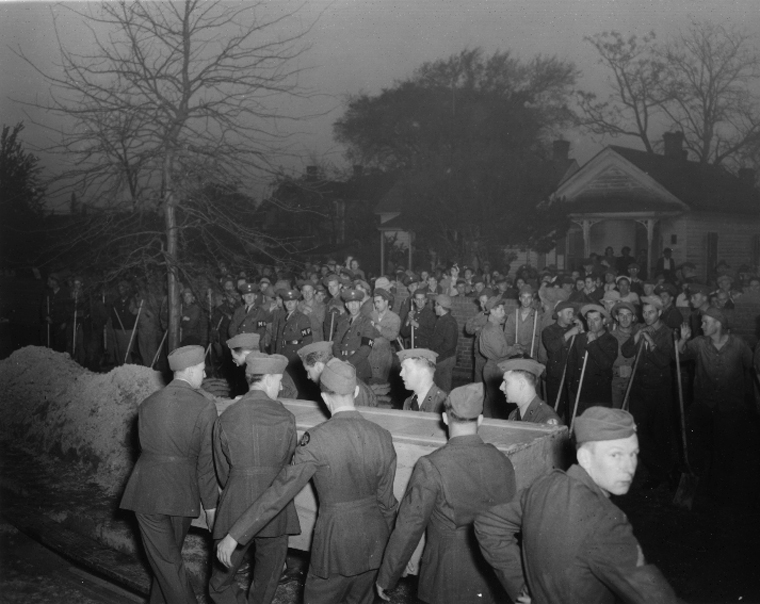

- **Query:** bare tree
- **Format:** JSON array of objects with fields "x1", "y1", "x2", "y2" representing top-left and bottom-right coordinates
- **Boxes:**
[{"x1": 17, "y1": 0, "x2": 317, "y2": 349}]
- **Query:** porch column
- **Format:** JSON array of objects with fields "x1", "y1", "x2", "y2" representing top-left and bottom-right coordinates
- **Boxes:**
[
  {"x1": 636, "y1": 218, "x2": 657, "y2": 277},
  {"x1": 380, "y1": 230, "x2": 385, "y2": 275},
  {"x1": 578, "y1": 219, "x2": 600, "y2": 258}
]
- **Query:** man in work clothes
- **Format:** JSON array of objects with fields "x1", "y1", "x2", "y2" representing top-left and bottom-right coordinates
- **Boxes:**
[
  {"x1": 216, "y1": 359, "x2": 398, "y2": 604},
  {"x1": 503, "y1": 285, "x2": 541, "y2": 359},
  {"x1": 368, "y1": 288, "x2": 401, "y2": 384},
  {"x1": 376, "y1": 383, "x2": 515, "y2": 604},
  {"x1": 475, "y1": 407, "x2": 679, "y2": 604},
  {"x1": 298, "y1": 341, "x2": 378, "y2": 407},
  {"x1": 400, "y1": 287, "x2": 436, "y2": 349},
  {"x1": 480, "y1": 296, "x2": 510, "y2": 419},
  {"x1": 541, "y1": 300, "x2": 582, "y2": 417},
  {"x1": 431, "y1": 294, "x2": 459, "y2": 393},
  {"x1": 209, "y1": 352, "x2": 300, "y2": 604},
  {"x1": 609, "y1": 301, "x2": 637, "y2": 409},
  {"x1": 398, "y1": 348, "x2": 448, "y2": 413},
  {"x1": 499, "y1": 358, "x2": 562, "y2": 425},
  {"x1": 322, "y1": 274, "x2": 345, "y2": 341},
  {"x1": 332, "y1": 288, "x2": 375, "y2": 382},
  {"x1": 120, "y1": 345, "x2": 218, "y2": 604}
]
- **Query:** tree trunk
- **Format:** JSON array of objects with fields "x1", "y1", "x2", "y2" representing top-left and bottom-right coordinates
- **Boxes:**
[{"x1": 164, "y1": 150, "x2": 181, "y2": 352}]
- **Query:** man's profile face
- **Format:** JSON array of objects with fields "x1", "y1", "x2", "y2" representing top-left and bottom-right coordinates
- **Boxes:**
[
  {"x1": 400, "y1": 358, "x2": 423, "y2": 391},
  {"x1": 642, "y1": 304, "x2": 660, "y2": 326},
  {"x1": 690, "y1": 293, "x2": 706, "y2": 309},
  {"x1": 701, "y1": 315, "x2": 720, "y2": 337},
  {"x1": 434, "y1": 302, "x2": 445, "y2": 316},
  {"x1": 373, "y1": 295, "x2": 389, "y2": 313},
  {"x1": 305, "y1": 362, "x2": 323, "y2": 383},
  {"x1": 557, "y1": 308, "x2": 575, "y2": 327},
  {"x1": 580, "y1": 434, "x2": 639, "y2": 496},
  {"x1": 327, "y1": 281, "x2": 341, "y2": 297},
  {"x1": 500, "y1": 371, "x2": 523, "y2": 403}
]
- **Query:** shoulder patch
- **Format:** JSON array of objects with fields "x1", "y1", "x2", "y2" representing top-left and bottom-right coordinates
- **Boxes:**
[
  {"x1": 301, "y1": 327, "x2": 312, "y2": 337},
  {"x1": 300, "y1": 432, "x2": 310, "y2": 446},
  {"x1": 361, "y1": 336, "x2": 374, "y2": 347},
  {"x1": 257, "y1": 320, "x2": 268, "y2": 328}
]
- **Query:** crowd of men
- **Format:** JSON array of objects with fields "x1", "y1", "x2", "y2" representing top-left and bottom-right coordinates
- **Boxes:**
[{"x1": 41, "y1": 249, "x2": 760, "y2": 602}]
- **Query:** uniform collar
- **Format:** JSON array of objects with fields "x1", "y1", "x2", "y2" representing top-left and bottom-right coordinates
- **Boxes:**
[
  {"x1": 516, "y1": 395, "x2": 542, "y2": 420},
  {"x1": 448, "y1": 434, "x2": 484, "y2": 446},
  {"x1": 332, "y1": 408, "x2": 361, "y2": 417},
  {"x1": 169, "y1": 378, "x2": 196, "y2": 390},
  {"x1": 567, "y1": 464, "x2": 609, "y2": 498}
]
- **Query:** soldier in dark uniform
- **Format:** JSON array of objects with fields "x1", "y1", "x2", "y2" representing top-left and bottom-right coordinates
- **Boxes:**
[
  {"x1": 568, "y1": 304, "x2": 618, "y2": 414},
  {"x1": 475, "y1": 407, "x2": 679, "y2": 604},
  {"x1": 228, "y1": 283, "x2": 272, "y2": 349},
  {"x1": 431, "y1": 294, "x2": 459, "y2": 393},
  {"x1": 120, "y1": 345, "x2": 218, "y2": 604},
  {"x1": 331, "y1": 288, "x2": 375, "y2": 382},
  {"x1": 541, "y1": 300, "x2": 582, "y2": 416},
  {"x1": 621, "y1": 296, "x2": 675, "y2": 489},
  {"x1": 209, "y1": 353, "x2": 301, "y2": 604},
  {"x1": 110, "y1": 280, "x2": 138, "y2": 364},
  {"x1": 400, "y1": 287, "x2": 436, "y2": 349},
  {"x1": 398, "y1": 348, "x2": 448, "y2": 412},
  {"x1": 376, "y1": 383, "x2": 515, "y2": 604},
  {"x1": 498, "y1": 358, "x2": 562, "y2": 425},
  {"x1": 273, "y1": 289, "x2": 312, "y2": 362},
  {"x1": 216, "y1": 359, "x2": 398, "y2": 604},
  {"x1": 298, "y1": 341, "x2": 378, "y2": 407},
  {"x1": 227, "y1": 333, "x2": 298, "y2": 399},
  {"x1": 322, "y1": 274, "x2": 345, "y2": 341}
]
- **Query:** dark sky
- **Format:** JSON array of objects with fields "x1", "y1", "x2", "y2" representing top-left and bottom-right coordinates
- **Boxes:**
[{"x1": 1, "y1": 0, "x2": 758, "y2": 208}]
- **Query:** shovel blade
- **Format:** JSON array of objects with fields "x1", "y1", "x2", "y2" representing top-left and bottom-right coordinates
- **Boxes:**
[{"x1": 673, "y1": 472, "x2": 699, "y2": 510}]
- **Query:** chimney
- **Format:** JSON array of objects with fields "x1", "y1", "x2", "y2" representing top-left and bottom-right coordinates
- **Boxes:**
[
  {"x1": 738, "y1": 167, "x2": 756, "y2": 187},
  {"x1": 553, "y1": 139, "x2": 570, "y2": 161},
  {"x1": 663, "y1": 131, "x2": 684, "y2": 158},
  {"x1": 352, "y1": 165, "x2": 364, "y2": 178},
  {"x1": 305, "y1": 165, "x2": 318, "y2": 182}
]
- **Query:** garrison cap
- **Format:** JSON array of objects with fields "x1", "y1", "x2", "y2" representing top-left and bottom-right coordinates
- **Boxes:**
[
  {"x1": 320, "y1": 358, "x2": 357, "y2": 395},
  {"x1": 574, "y1": 407, "x2": 636, "y2": 444},
  {"x1": 226, "y1": 332, "x2": 260, "y2": 350},
  {"x1": 702, "y1": 307, "x2": 728, "y2": 328},
  {"x1": 688, "y1": 282, "x2": 711, "y2": 296},
  {"x1": 259, "y1": 277, "x2": 271, "y2": 285},
  {"x1": 168, "y1": 345, "x2": 205, "y2": 371},
  {"x1": 435, "y1": 294, "x2": 452, "y2": 309},
  {"x1": 341, "y1": 288, "x2": 363, "y2": 302},
  {"x1": 244, "y1": 352, "x2": 288, "y2": 376},
  {"x1": 297, "y1": 340, "x2": 333, "y2": 360},
  {"x1": 374, "y1": 277, "x2": 392, "y2": 291},
  {"x1": 581, "y1": 304, "x2": 611, "y2": 321},
  {"x1": 280, "y1": 289, "x2": 301, "y2": 301},
  {"x1": 655, "y1": 283, "x2": 678, "y2": 297},
  {"x1": 354, "y1": 279, "x2": 371, "y2": 292},
  {"x1": 612, "y1": 301, "x2": 637, "y2": 316},
  {"x1": 447, "y1": 383, "x2": 484, "y2": 419},
  {"x1": 397, "y1": 348, "x2": 438, "y2": 364},
  {"x1": 373, "y1": 288, "x2": 394, "y2": 303},
  {"x1": 554, "y1": 300, "x2": 576, "y2": 315},
  {"x1": 640, "y1": 295, "x2": 663, "y2": 310},
  {"x1": 519, "y1": 284, "x2": 534, "y2": 296},
  {"x1": 485, "y1": 295, "x2": 506, "y2": 311},
  {"x1": 497, "y1": 358, "x2": 545, "y2": 378}
]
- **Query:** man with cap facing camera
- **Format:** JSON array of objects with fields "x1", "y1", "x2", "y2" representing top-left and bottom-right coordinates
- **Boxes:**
[
  {"x1": 431, "y1": 294, "x2": 459, "y2": 393},
  {"x1": 677, "y1": 308, "x2": 754, "y2": 505},
  {"x1": 542, "y1": 300, "x2": 583, "y2": 416},
  {"x1": 216, "y1": 358, "x2": 398, "y2": 604},
  {"x1": 297, "y1": 341, "x2": 378, "y2": 407},
  {"x1": 120, "y1": 345, "x2": 218, "y2": 604},
  {"x1": 503, "y1": 285, "x2": 541, "y2": 359},
  {"x1": 480, "y1": 296, "x2": 511, "y2": 419},
  {"x1": 332, "y1": 288, "x2": 376, "y2": 382},
  {"x1": 609, "y1": 302, "x2": 637, "y2": 409},
  {"x1": 475, "y1": 407, "x2": 679, "y2": 604},
  {"x1": 229, "y1": 283, "x2": 272, "y2": 348},
  {"x1": 376, "y1": 383, "x2": 515, "y2": 604},
  {"x1": 369, "y1": 288, "x2": 401, "y2": 384},
  {"x1": 398, "y1": 348, "x2": 448, "y2": 413},
  {"x1": 209, "y1": 353, "x2": 300, "y2": 604},
  {"x1": 273, "y1": 289, "x2": 313, "y2": 364},
  {"x1": 498, "y1": 358, "x2": 561, "y2": 425}
]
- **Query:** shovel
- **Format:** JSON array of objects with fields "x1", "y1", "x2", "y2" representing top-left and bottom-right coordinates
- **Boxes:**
[{"x1": 673, "y1": 332, "x2": 698, "y2": 510}]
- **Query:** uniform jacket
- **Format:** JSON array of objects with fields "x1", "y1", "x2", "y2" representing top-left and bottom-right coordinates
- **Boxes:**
[
  {"x1": 504, "y1": 307, "x2": 542, "y2": 358},
  {"x1": 274, "y1": 309, "x2": 313, "y2": 361},
  {"x1": 332, "y1": 313, "x2": 375, "y2": 381},
  {"x1": 480, "y1": 321, "x2": 509, "y2": 364},
  {"x1": 474, "y1": 464, "x2": 678, "y2": 604},
  {"x1": 228, "y1": 303, "x2": 272, "y2": 348},
  {"x1": 400, "y1": 306, "x2": 436, "y2": 349},
  {"x1": 227, "y1": 409, "x2": 398, "y2": 578},
  {"x1": 402, "y1": 383, "x2": 448, "y2": 413},
  {"x1": 120, "y1": 379, "x2": 218, "y2": 517},
  {"x1": 212, "y1": 390, "x2": 300, "y2": 539},
  {"x1": 431, "y1": 312, "x2": 459, "y2": 362},
  {"x1": 378, "y1": 434, "x2": 515, "y2": 604},
  {"x1": 542, "y1": 322, "x2": 574, "y2": 381},
  {"x1": 507, "y1": 396, "x2": 562, "y2": 425},
  {"x1": 299, "y1": 298, "x2": 326, "y2": 343}
]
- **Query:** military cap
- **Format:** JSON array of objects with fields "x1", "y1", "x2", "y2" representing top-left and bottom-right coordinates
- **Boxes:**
[
  {"x1": 688, "y1": 283, "x2": 711, "y2": 296},
  {"x1": 581, "y1": 303, "x2": 611, "y2": 321},
  {"x1": 354, "y1": 279, "x2": 371, "y2": 292},
  {"x1": 239, "y1": 282, "x2": 257, "y2": 294},
  {"x1": 519, "y1": 284, "x2": 534, "y2": 296},
  {"x1": 655, "y1": 283, "x2": 678, "y2": 297},
  {"x1": 322, "y1": 273, "x2": 340, "y2": 286},
  {"x1": 374, "y1": 277, "x2": 392, "y2": 291},
  {"x1": 447, "y1": 382, "x2": 484, "y2": 419},
  {"x1": 554, "y1": 300, "x2": 576, "y2": 315},
  {"x1": 341, "y1": 288, "x2": 363, "y2": 302},
  {"x1": 497, "y1": 357, "x2": 545, "y2": 378},
  {"x1": 640, "y1": 295, "x2": 663, "y2": 310},
  {"x1": 261, "y1": 288, "x2": 276, "y2": 299},
  {"x1": 226, "y1": 332, "x2": 260, "y2": 350},
  {"x1": 373, "y1": 288, "x2": 394, "y2": 303},
  {"x1": 435, "y1": 294, "x2": 453, "y2": 309},
  {"x1": 274, "y1": 279, "x2": 291, "y2": 291},
  {"x1": 297, "y1": 340, "x2": 333, "y2": 360},
  {"x1": 397, "y1": 348, "x2": 438, "y2": 364},
  {"x1": 602, "y1": 290, "x2": 621, "y2": 302},
  {"x1": 259, "y1": 277, "x2": 271, "y2": 285},
  {"x1": 245, "y1": 352, "x2": 288, "y2": 375},
  {"x1": 168, "y1": 345, "x2": 205, "y2": 371},
  {"x1": 485, "y1": 295, "x2": 506, "y2": 311},
  {"x1": 320, "y1": 358, "x2": 357, "y2": 395},
  {"x1": 315, "y1": 283, "x2": 326, "y2": 293},
  {"x1": 339, "y1": 275, "x2": 353, "y2": 287},
  {"x1": 574, "y1": 407, "x2": 636, "y2": 444},
  {"x1": 702, "y1": 307, "x2": 728, "y2": 328},
  {"x1": 280, "y1": 289, "x2": 301, "y2": 301},
  {"x1": 611, "y1": 301, "x2": 637, "y2": 316}
]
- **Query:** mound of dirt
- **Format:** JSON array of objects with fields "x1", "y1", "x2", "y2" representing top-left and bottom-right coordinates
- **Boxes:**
[{"x1": 0, "y1": 346, "x2": 164, "y2": 493}]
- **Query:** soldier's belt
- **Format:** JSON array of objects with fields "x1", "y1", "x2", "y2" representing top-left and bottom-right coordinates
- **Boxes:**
[
  {"x1": 341, "y1": 350, "x2": 356, "y2": 357},
  {"x1": 282, "y1": 339, "x2": 301, "y2": 345}
]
